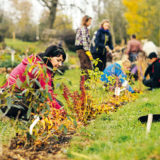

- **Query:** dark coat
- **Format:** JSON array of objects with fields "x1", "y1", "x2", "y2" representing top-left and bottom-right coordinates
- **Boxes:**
[
  {"x1": 91, "y1": 28, "x2": 113, "y2": 58},
  {"x1": 144, "y1": 58, "x2": 160, "y2": 88}
]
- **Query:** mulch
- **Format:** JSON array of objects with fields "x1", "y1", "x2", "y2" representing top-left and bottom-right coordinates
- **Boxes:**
[{"x1": 0, "y1": 131, "x2": 75, "y2": 160}]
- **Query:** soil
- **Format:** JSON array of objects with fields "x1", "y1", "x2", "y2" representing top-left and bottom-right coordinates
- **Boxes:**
[{"x1": 0, "y1": 131, "x2": 75, "y2": 160}]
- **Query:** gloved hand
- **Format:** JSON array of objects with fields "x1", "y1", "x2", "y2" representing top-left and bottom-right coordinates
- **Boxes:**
[
  {"x1": 122, "y1": 80, "x2": 128, "y2": 87},
  {"x1": 86, "y1": 51, "x2": 93, "y2": 61}
]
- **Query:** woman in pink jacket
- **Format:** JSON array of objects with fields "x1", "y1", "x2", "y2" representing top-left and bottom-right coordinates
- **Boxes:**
[{"x1": 1, "y1": 45, "x2": 66, "y2": 120}]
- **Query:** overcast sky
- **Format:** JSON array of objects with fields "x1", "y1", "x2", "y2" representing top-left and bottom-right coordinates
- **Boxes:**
[{"x1": 2, "y1": 0, "x2": 97, "y2": 29}]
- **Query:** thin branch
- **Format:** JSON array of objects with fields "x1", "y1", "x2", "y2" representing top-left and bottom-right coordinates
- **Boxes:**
[
  {"x1": 70, "y1": 3, "x2": 85, "y2": 14},
  {"x1": 37, "y1": 0, "x2": 50, "y2": 9}
]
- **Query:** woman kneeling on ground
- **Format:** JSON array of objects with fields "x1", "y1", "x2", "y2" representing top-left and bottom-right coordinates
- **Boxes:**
[
  {"x1": 0, "y1": 45, "x2": 66, "y2": 119},
  {"x1": 100, "y1": 59, "x2": 135, "y2": 93}
]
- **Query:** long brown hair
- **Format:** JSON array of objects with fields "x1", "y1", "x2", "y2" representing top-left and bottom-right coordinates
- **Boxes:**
[{"x1": 81, "y1": 15, "x2": 92, "y2": 27}]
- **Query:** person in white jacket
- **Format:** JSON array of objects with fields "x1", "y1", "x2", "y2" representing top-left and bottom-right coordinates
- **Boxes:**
[{"x1": 142, "y1": 40, "x2": 158, "y2": 56}]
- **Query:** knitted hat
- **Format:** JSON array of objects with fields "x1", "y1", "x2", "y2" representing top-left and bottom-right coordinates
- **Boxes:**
[{"x1": 148, "y1": 52, "x2": 157, "y2": 59}]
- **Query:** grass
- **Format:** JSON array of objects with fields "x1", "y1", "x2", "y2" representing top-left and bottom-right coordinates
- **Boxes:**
[
  {"x1": 5, "y1": 38, "x2": 46, "y2": 54},
  {"x1": 67, "y1": 89, "x2": 160, "y2": 160},
  {"x1": 1, "y1": 39, "x2": 160, "y2": 159},
  {"x1": 1, "y1": 68, "x2": 160, "y2": 160},
  {"x1": 1, "y1": 67, "x2": 159, "y2": 160},
  {"x1": 0, "y1": 69, "x2": 81, "y2": 145},
  {"x1": 5, "y1": 38, "x2": 78, "y2": 58}
]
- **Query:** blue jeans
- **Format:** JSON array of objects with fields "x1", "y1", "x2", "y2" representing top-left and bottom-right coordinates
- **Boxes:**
[{"x1": 129, "y1": 53, "x2": 138, "y2": 62}]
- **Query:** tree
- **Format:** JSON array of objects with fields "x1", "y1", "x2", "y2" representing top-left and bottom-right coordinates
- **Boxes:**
[
  {"x1": 37, "y1": 0, "x2": 91, "y2": 29},
  {"x1": 123, "y1": 0, "x2": 160, "y2": 45},
  {"x1": 11, "y1": 0, "x2": 33, "y2": 29},
  {"x1": 0, "y1": 9, "x2": 13, "y2": 42},
  {"x1": 10, "y1": 0, "x2": 37, "y2": 41},
  {"x1": 38, "y1": 0, "x2": 58, "y2": 29},
  {"x1": 91, "y1": 0, "x2": 127, "y2": 45}
]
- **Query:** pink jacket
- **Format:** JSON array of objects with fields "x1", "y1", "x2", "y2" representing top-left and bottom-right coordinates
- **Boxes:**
[{"x1": 2, "y1": 55, "x2": 62, "y2": 110}]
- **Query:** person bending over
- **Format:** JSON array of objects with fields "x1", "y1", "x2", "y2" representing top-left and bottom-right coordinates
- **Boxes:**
[
  {"x1": 0, "y1": 45, "x2": 66, "y2": 119},
  {"x1": 143, "y1": 52, "x2": 160, "y2": 90},
  {"x1": 101, "y1": 59, "x2": 135, "y2": 93}
]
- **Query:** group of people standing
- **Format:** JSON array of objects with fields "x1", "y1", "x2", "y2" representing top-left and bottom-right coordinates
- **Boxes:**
[
  {"x1": 75, "y1": 16, "x2": 115, "y2": 88},
  {"x1": 75, "y1": 15, "x2": 160, "y2": 92}
]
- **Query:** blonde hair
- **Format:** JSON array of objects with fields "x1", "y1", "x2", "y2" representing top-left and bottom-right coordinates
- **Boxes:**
[
  {"x1": 81, "y1": 15, "x2": 92, "y2": 26},
  {"x1": 100, "y1": 19, "x2": 110, "y2": 28},
  {"x1": 122, "y1": 59, "x2": 131, "y2": 68}
]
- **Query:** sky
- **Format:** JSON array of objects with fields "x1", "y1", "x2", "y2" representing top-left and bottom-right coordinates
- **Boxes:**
[
  {"x1": 2, "y1": 0, "x2": 43, "y2": 23},
  {"x1": 2, "y1": 0, "x2": 97, "y2": 29}
]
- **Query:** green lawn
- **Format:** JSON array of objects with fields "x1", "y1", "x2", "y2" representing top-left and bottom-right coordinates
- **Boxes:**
[
  {"x1": 1, "y1": 69, "x2": 160, "y2": 160},
  {"x1": 67, "y1": 89, "x2": 160, "y2": 160},
  {"x1": 5, "y1": 38, "x2": 46, "y2": 54},
  {"x1": 0, "y1": 74, "x2": 6, "y2": 87},
  {"x1": 1, "y1": 45, "x2": 160, "y2": 159}
]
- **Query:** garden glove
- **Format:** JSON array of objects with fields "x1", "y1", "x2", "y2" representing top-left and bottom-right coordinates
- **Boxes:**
[
  {"x1": 122, "y1": 80, "x2": 128, "y2": 87},
  {"x1": 86, "y1": 51, "x2": 93, "y2": 61}
]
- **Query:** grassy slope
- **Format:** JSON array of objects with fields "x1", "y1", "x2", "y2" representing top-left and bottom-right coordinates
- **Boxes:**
[
  {"x1": 1, "y1": 39, "x2": 160, "y2": 159},
  {"x1": 5, "y1": 38, "x2": 46, "y2": 54},
  {"x1": 1, "y1": 67, "x2": 160, "y2": 160},
  {"x1": 67, "y1": 89, "x2": 160, "y2": 160}
]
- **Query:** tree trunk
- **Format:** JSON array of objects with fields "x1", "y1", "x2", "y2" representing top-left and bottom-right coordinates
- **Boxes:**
[{"x1": 49, "y1": 0, "x2": 58, "y2": 29}]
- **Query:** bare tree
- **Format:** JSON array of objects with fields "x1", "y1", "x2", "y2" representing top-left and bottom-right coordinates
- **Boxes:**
[
  {"x1": 38, "y1": 0, "x2": 90, "y2": 29},
  {"x1": 38, "y1": 0, "x2": 58, "y2": 29},
  {"x1": 92, "y1": 0, "x2": 127, "y2": 45}
]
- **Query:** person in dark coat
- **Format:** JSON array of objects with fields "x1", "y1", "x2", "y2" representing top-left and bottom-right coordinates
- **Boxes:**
[
  {"x1": 91, "y1": 19, "x2": 114, "y2": 71},
  {"x1": 143, "y1": 52, "x2": 160, "y2": 90}
]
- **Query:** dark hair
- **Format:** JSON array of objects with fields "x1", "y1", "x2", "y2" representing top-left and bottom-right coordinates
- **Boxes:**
[
  {"x1": 81, "y1": 15, "x2": 92, "y2": 26},
  {"x1": 148, "y1": 52, "x2": 157, "y2": 59},
  {"x1": 132, "y1": 34, "x2": 136, "y2": 39},
  {"x1": 38, "y1": 45, "x2": 66, "y2": 68}
]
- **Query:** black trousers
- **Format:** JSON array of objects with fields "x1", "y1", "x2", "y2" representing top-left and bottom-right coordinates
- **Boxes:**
[
  {"x1": 94, "y1": 54, "x2": 107, "y2": 71},
  {"x1": 1, "y1": 98, "x2": 63, "y2": 120},
  {"x1": 143, "y1": 79, "x2": 160, "y2": 89},
  {"x1": 1, "y1": 102, "x2": 29, "y2": 120}
]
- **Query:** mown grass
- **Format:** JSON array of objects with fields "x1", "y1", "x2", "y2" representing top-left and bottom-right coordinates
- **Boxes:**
[
  {"x1": 67, "y1": 89, "x2": 160, "y2": 160},
  {"x1": 0, "y1": 74, "x2": 15, "y2": 145},
  {"x1": 5, "y1": 38, "x2": 78, "y2": 57},
  {"x1": 1, "y1": 39, "x2": 160, "y2": 159},
  {"x1": 1, "y1": 67, "x2": 159, "y2": 160},
  {"x1": 5, "y1": 38, "x2": 46, "y2": 54}
]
